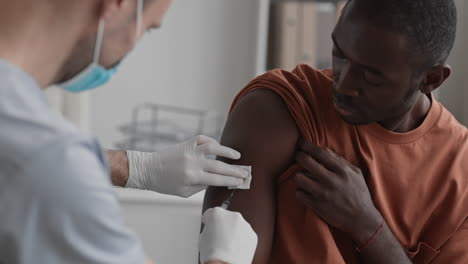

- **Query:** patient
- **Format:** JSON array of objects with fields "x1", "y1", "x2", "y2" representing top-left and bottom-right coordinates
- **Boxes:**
[{"x1": 203, "y1": 0, "x2": 468, "y2": 263}]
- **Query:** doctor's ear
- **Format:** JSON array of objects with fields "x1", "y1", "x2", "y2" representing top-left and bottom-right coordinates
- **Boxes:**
[
  {"x1": 419, "y1": 64, "x2": 451, "y2": 94},
  {"x1": 99, "y1": 0, "x2": 131, "y2": 21}
]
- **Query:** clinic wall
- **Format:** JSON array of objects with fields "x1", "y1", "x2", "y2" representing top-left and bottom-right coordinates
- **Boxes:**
[
  {"x1": 88, "y1": 0, "x2": 269, "y2": 148},
  {"x1": 118, "y1": 191, "x2": 204, "y2": 263},
  {"x1": 459, "y1": 0, "x2": 468, "y2": 124},
  {"x1": 438, "y1": 0, "x2": 468, "y2": 125}
]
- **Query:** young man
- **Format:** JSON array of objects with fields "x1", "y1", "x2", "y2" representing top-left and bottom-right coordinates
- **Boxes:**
[
  {"x1": 204, "y1": 0, "x2": 468, "y2": 263},
  {"x1": 0, "y1": 0, "x2": 257, "y2": 263}
]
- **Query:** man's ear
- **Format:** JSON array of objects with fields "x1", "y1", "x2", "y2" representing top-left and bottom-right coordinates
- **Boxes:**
[{"x1": 420, "y1": 64, "x2": 451, "y2": 94}]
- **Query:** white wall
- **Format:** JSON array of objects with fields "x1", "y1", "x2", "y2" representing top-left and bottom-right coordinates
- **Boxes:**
[
  {"x1": 89, "y1": 0, "x2": 269, "y2": 148},
  {"x1": 117, "y1": 190, "x2": 205, "y2": 263},
  {"x1": 456, "y1": 0, "x2": 468, "y2": 124},
  {"x1": 438, "y1": 0, "x2": 468, "y2": 124}
]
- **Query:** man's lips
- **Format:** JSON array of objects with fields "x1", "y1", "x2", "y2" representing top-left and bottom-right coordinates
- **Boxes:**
[
  {"x1": 332, "y1": 85, "x2": 357, "y2": 116},
  {"x1": 334, "y1": 100, "x2": 354, "y2": 116}
]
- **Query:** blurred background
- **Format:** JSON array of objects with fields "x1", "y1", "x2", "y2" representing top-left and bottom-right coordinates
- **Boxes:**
[{"x1": 44, "y1": 0, "x2": 468, "y2": 263}]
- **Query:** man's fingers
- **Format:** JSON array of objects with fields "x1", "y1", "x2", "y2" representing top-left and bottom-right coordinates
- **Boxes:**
[
  {"x1": 299, "y1": 140, "x2": 317, "y2": 154},
  {"x1": 196, "y1": 172, "x2": 244, "y2": 187},
  {"x1": 296, "y1": 189, "x2": 329, "y2": 222},
  {"x1": 197, "y1": 142, "x2": 242, "y2": 160},
  {"x1": 295, "y1": 175, "x2": 329, "y2": 223},
  {"x1": 204, "y1": 159, "x2": 249, "y2": 179},
  {"x1": 296, "y1": 189, "x2": 316, "y2": 205},
  {"x1": 294, "y1": 172, "x2": 322, "y2": 195},
  {"x1": 296, "y1": 151, "x2": 331, "y2": 183},
  {"x1": 299, "y1": 143, "x2": 343, "y2": 173}
]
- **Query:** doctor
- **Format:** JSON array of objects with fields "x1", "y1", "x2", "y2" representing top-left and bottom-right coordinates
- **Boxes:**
[{"x1": 0, "y1": 0, "x2": 257, "y2": 263}]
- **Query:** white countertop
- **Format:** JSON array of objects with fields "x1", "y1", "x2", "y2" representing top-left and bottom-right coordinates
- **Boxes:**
[{"x1": 115, "y1": 188, "x2": 205, "y2": 206}]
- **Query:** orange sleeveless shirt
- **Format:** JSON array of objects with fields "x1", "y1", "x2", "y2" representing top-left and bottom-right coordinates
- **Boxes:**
[{"x1": 230, "y1": 65, "x2": 468, "y2": 264}]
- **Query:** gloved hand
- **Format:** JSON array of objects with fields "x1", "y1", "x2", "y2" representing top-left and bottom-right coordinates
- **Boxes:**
[
  {"x1": 125, "y1": 135, "x2": 248, "y2": 198},
  {"x1": 199, "y1": 207, "x2": 258, "y2": 264}
]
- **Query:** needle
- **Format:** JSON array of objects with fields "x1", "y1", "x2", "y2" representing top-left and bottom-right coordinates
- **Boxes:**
[{"x1": 220, "y1": 190, "x2": 237, "y2": 210}]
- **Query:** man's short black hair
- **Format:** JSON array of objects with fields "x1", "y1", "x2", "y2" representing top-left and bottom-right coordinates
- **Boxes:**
[{"x1": 345, "y1": 0, "x2": 457, "y2": 67}]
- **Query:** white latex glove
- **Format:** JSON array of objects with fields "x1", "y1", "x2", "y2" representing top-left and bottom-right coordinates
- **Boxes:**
[
  {"x1": 126, "y1": 135, "x2": 248, "y2": 198},
  {"x1": 199, "y1": 207, "x2": 258, "y2": 264}
]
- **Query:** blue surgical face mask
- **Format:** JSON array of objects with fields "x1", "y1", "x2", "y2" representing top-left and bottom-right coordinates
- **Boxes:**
[{"x1": 60, "y1": 0, "x2": 143, "y2": 93}]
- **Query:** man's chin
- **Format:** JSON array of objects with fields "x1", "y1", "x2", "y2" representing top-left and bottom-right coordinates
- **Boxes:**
[{"x1": 338, "y1": 113, "x2": 373, "y2": 126}]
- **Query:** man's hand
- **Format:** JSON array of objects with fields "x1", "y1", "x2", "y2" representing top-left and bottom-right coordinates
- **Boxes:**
[
  {"x1": 295, "y1": 142, "x2": 412, "y2": 263},
  {"x1": 125, "y1": 135, "x2": 249, "y2": 198},
  {"x1": 199, "y1": 207, "x2": 258, "y2": 264},
  {"x1": 294, "y1": 142, "x2": 383, "y2": 245}
]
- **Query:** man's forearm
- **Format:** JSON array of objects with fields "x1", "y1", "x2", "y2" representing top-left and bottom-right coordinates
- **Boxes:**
[
  {"x1": 353, "y1": 221, "x2": 412, "y2": 264},
  {"x1": 106, "y1": 150, "x2": 130, "y2": 187}
]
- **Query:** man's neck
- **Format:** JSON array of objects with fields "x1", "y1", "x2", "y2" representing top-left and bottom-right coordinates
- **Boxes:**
[
  {"x1": 0, "y1": 1, "x2": 93, "y2": 88},
  {"x1": 378, "y1": 93, "x2": 432, "y2": 133}
]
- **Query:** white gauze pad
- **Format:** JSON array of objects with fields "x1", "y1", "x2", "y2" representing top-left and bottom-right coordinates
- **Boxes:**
[{"x1": 229, "y1": 165, "x2": 252, "y2": 190}]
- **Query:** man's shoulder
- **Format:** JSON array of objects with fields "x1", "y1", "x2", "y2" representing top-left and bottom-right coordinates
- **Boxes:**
[
  {"x1": 0, "y1": 114, "x2": 91, "y2": 161},
  {"x1": 0, "y1": 122, "x2": 111, "y2": 218},
  {"x1": 0, "y1": 82, "x2": 94, "y2": 166},
  {"x1": 228, "y1": 88, "x2": 299, "y2": 144},
  {"x1": 0, "y1": 63, "x2": 109, "y2": 199},
  {"x1": 436, "y1": 102, "x2": 468, "y2": 143},
  {"x1": 232, "y1": 65, "x2": 334, "y2": 145},
  {"x1": 237, "y1": 64, "x2": 334, "y2": 108},
  {"x1": 435, "y1": 105, "x2": 468, "y2": 204},
  {"x1": 261, "y1": 64, "x2": 332, "y2": 77},
  {"x1": 223, "y1": 88, "x2": 299, "y2": 173},
  {"x1": 250, "y1": 64, "x2": 333, "y2": 91},
  {"x1": 4, "y1": 130, "x2": 108, "y2": 188},
  {"x1": 0, "y1": 136, "x2": 144, "y2": 264},
  {"x1": 232, "y1": 65, "x2": 334, "y2": 129},
  {"x1": 0, "y1": 102, "x2": 108, "y2": 189}
]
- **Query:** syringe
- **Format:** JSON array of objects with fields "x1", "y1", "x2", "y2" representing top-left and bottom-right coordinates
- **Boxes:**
[{"x1": 220, "y1": 190, "x2": 237, "y2": 210}]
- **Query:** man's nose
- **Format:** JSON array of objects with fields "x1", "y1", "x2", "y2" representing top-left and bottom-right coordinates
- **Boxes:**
[{"x1": 335, "y1": 62, "x2": 360, "y2": 97}]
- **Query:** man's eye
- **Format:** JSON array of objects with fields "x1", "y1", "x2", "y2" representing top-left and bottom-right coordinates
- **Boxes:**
[{"x1": 363, "y1": 71, "x2": 384, "y2": 86}]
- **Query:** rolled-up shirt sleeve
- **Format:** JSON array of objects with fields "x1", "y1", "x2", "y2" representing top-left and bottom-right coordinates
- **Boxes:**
[
  {"x1": 1, "y1": 139, "x2": 146, "y2": 264},
  {"x1": 431, "y1": 219, "x2": 468, "y2": 264}
]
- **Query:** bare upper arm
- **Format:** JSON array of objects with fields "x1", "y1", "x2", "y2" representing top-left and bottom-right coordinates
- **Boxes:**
[{"x1": 203, "y1": 89, "x2": 299, "y2": 264}]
